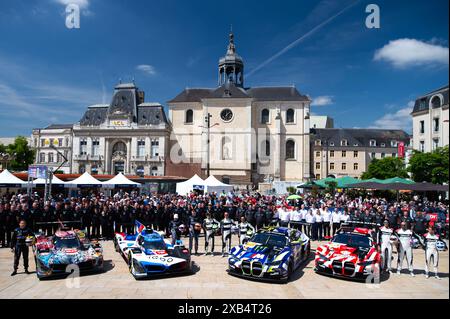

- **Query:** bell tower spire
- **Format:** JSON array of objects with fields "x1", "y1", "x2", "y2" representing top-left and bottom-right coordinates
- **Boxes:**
[{"x1": 218, "y1": 29, "x2": 244, "y2": 87}]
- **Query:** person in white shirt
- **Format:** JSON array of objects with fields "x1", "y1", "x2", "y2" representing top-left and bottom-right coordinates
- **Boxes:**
[
  {"x1": 331, "y1": 209, "x2": 342, "y2": 236},
  {"x1": 423, "y1": 226, "x2": 441, "y2": 279},
  {"x1": 340, "y1": 210, "x2": 350, "y2": 224},
  {"x1": 299, "y1": 204, "x2": 308, "y2": 233},
  {"x1": 321, "y1": 206, "x2": 332, "y2": 239},
  {"x1": 289, "y1": 208, "x2": 302, "y2": 230},
  {"x1": 304, "y1": 210, "x2": 315, "y2": 238},
  {"x1": 314, "y1": 210, "x2": 324, "y2": 241},
  {"x1": 278, "y1": 206, "x2": 291, "y2": 227}
]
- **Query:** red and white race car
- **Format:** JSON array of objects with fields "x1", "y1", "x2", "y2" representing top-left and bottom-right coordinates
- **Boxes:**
[{"x1": 314, "y1": 224, "x2": 381, "y2": 282}]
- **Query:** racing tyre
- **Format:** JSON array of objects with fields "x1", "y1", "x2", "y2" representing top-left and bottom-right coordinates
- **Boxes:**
[{"x1": 284, "y1": 260, "x2": 294, "y2": 284}]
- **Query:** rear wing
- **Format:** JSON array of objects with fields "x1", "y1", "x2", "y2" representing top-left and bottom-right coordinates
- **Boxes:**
[
  {"x1": 338, "y1": 221, "x2": 381, "y2": 243},
  {"x1": 36, "y1": 220, "x2": 82, "y2": 230}
]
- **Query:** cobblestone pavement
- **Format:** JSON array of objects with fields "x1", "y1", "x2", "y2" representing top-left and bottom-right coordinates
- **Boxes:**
[{"x1": 0, "y1": 237, "x2": 448, "y2": 299}]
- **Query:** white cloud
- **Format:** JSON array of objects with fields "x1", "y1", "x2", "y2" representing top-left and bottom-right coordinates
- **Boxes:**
[
  {"x1": 374, "y1": 38, "x2": 449, "y2": 68},
  {"x1": 136, "y1": 64, "x2": 157, "y2": 76},
  {"x1": 370, "y1": 101, "x2": 415, "y2": 132},
  {"x1": 311, "y1": 95, "x2": 333, "y2": 106}
]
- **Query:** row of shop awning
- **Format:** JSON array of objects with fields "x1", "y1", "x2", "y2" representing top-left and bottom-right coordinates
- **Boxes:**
[
  {"x1": 0, "y1": 170, "x2": 141, "y2": 188},
  {"x1": 298, "y1": 176, "x2": 449, "y2": 192}
]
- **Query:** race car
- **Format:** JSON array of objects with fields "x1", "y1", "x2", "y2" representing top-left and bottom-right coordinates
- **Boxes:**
[
  {"x1": 33, "y1": 227, "x2": 104, "y2": 279},
  {"x1": 227, "y1": 226, "x2": 311, "y2": 283},
  {"x1": 314, "y1": 223, "x2": 381, "y2": 282},
  {"x1": 114, "y1": 221, "x2": 192, "y2": 279}
]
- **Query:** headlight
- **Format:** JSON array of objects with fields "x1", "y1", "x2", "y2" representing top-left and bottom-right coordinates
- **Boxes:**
[
  {"x1": 269, "y1": 260, "x2": 283, "y2": 266},
  {"x1": 132, "y1": 259, "x2": 145, "y2": 273},
  {"x1": 317, "y1": 254, "x2": 329, "y2": 262}
]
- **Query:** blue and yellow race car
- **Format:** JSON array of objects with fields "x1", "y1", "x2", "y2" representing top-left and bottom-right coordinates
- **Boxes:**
[{"x1": 227, "y1": 226, "x2": 310, "y2": 282}]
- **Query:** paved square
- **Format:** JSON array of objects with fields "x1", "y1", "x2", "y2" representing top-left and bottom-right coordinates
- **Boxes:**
[{"x1": 0, "y1": 237, "x2": 448, "y2": 299}]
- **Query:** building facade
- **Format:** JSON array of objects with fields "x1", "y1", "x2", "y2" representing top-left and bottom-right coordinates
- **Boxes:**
[
  {"x1": 168, "y1": 32, "x2": 311, "y2": 186},
  {"x1": 31, "y1": 83, "x2": 170, "y2": 176},
  {"x1": 31, "y1": 125, "x2": 73, "y2": 174},
  {"x1": 72, "y1": 83, "x2": 169, "y2": 176},
  {"x1": 310, "y1": 128, "x2": 410, "y2": 179},
  {"x1": 411, "y1": 85, "x2": 449, "y2": 153}
]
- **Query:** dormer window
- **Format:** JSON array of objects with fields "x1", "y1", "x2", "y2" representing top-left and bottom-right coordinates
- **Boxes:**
[
  {"x1": 381, "y1": 143, "x2": 386, "y2": 147},
  {"x1": 341, "y1": 139, "x2": 348, "y2": 146},
  {"x1": 370, "y1": 139, "x2": 377, "y2": 147},
  {"x1": 315, "y1": 139, "x2": 321, "y2": 146},
  {"x1": 329, "y1": 142, "x2": 335, "y2": 146},
  {"x1": 391, "y1": 141, "x2": 398, "y2": 147}
]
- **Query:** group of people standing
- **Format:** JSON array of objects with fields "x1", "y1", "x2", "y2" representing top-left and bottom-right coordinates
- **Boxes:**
[{"x1": 0, "y1": 190, "x2": 447, "y2": 277}]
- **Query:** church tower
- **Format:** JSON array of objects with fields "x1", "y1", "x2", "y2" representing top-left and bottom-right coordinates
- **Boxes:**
[{"x1": 218, "y1": 31, "x2": 244, "y2": 87}]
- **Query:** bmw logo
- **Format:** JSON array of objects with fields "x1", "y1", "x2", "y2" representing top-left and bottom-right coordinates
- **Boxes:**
[
  {"x1": 160, "y1": 258, "x2": 165, "y2": 262},
  {"x1": 167, "y1": 258, "x2": 173, "y2": 262}
]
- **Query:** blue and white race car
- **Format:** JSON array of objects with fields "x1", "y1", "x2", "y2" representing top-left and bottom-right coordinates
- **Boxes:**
[
  {"x1": 114, "y1": 221, "x2": 192, "y2": 279},
  {"x1": 227, "y1": 226, "x2": 311, "y2": 282}
]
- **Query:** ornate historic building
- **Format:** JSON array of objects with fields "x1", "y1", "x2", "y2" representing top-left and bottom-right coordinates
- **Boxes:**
[
  {"x1": 72, "y1": 83, "x2": 169, "y2": 175},
  {"x1": 411, "y1": 85, "x2": 449, "y2": 153},
  {"x1": 31, "y1": 83, "x2": 170, "y2": 176},
  {"x1": 168, "y1": 32, "x2": 311, "y2": 186}
]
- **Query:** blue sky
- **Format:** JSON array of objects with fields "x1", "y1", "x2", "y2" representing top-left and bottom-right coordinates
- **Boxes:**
[{"x1": 0, "y1": 0, "x2": 448, "y2": 137}]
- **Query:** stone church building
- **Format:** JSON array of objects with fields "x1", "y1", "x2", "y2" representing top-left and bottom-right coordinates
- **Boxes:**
[{"x1": 167, "y1": 32, "x2": 311, "y2": 186}]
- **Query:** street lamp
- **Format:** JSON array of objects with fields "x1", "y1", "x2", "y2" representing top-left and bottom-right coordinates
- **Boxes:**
[{"x1": 199, "y1": 113, "x2": 219, "y2": 177}]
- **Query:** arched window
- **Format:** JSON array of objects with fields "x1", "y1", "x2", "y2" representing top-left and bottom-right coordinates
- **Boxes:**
[
  {"x1": 286, "y1": 140, "x2": 295, "y2": 160},
  {"x1": 221, "y1": 136, "x2": 232, "y2": 160},
  {"x1": 112, "y1": 141, "x2": 126, "y2": 154},
  {"x1": 79, "y1": 165, "x2": 86, "y2": 174},
  {"x1": 151, "y1": 166, "x2": 158, "y2": 176},
  {"x1": 263, "y1": 140, "x2": 270, "y2": 157},
  {"x1": 261, "y1": 109, "x2": 270, "y2": 124},
  {"x1": 286, "y1": 109, "x2": 295, "y2": 123},
  {"x1": 91, "y1": 165, "x2": 98, "y2": 175},
  {"x1": 431, "y1": 96, "x2": 441, "y2": 108},
  {"x1": 185, "y1": 109, "x2": 193, "y2": 124}
]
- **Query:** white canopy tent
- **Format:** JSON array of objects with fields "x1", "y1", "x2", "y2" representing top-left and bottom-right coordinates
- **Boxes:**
[
  {"x1": 175, "y1": 174, "x2": 205, "y2": 195},
  {"x1": 31, "y1": 175, "x2": 66, "y2": 186},
  {"x1": 204, "y1": 175, "x2": 233, "y2": 193},
  {"x1": 101, "y1": 172, "x2": 141, "y2": 188},
  {"x1": 0, "y1": 169, "x2": 26, "y2": 188},
  {"x1": 66, "y1": 172, "x2": 104, "y2": 188}
]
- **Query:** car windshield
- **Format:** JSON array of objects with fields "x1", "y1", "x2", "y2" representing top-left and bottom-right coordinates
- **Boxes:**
[
  {"x1": 54, "y1": 237, "x2": 81, "y2": 249},
  {"x1": 332, "y1": 233, "x2": 371, "y2": 248},
  {"x1": 142, "y1": 240, "x2": 166, "y2": 251},
  {"x1": 250, "y1": 233, "x2": 287, "y2": 248}
]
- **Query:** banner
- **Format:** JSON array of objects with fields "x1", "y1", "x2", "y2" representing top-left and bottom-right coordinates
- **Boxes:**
[
  {"x1": 28, "y1": 165, "x2": 48, "y2": 179},
  {"x1": 398, "y1": 142, "x2": 405, "y2": 158}
]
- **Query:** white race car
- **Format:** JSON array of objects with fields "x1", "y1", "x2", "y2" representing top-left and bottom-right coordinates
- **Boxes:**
[{"x1": 114, "y1": 222, "x2": 192, "y2": 279}]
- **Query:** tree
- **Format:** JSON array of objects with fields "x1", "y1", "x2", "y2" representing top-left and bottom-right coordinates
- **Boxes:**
[
  {"x1": 325, "y1": 180, "x2": 337, "y2": 195},
  {"x1": 408, "y1": 146, "x2": 449, "y2": 184},
  {"x1": 361, "y1": 157, "x2": 408, "y2": 180},
  {"x1": 6, "y1": 136, "x2": 35, "y2": 171}
]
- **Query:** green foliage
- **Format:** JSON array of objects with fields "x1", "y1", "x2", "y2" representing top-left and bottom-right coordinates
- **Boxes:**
[
  {"x1": 325, "y1": 180, "x2": 337, "y2": 194},
  {"x1": 408, "y1": 146, "x2": 449, "y2": 184},
  {"x1": 5, "y1": 137, "x2": 35, "y2": 171},
  {"x1": 286, "y1": 186, "x2": 296, "y2": 194},
  {"x1": 361, "y1": 157, "x2": 408, "y2": 180}
]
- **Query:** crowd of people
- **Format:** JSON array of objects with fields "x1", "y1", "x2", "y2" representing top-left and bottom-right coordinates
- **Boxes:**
[{"x1": 0, "y1": 189, "x2": 448, "y2": 276}]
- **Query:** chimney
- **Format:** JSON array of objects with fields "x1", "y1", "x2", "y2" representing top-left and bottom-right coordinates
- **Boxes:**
[{"x1": 138, "y1": 91, "x2": 145, "y2": 104}]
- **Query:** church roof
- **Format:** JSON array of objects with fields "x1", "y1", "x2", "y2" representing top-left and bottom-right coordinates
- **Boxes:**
[
  {"x1": 168, "y1": 84, "x2": 309, "y2": 103},
  {"x1": 78, "y1": 83, "x2": 168, "y2": 126}
]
